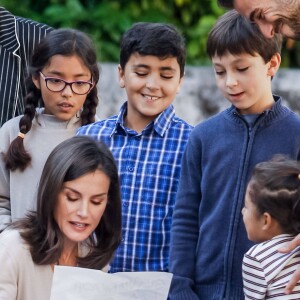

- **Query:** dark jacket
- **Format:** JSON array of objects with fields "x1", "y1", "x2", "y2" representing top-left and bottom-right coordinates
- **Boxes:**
[{"x1": 0, "y1": 7, "x2": 52, "y2": 126}]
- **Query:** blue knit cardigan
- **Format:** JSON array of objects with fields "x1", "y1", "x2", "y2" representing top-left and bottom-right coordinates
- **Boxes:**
[{"x1": 169, "y1": 96, "x2": 300, "y2": 300}]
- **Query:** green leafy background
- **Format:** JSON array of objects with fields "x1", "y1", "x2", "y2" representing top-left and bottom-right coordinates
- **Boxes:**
[{"x1": 2, "y1": 0, "x2": 299, "y2": 67}]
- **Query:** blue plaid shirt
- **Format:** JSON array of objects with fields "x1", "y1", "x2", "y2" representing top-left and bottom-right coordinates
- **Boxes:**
[{"x1": 77, "y1": 102, "x2": 192, "y2": 272}]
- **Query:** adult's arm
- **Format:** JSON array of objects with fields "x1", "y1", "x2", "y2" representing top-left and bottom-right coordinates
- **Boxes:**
[{"x1": 168, "y1": 130, "x2": 202, "y2": 299}]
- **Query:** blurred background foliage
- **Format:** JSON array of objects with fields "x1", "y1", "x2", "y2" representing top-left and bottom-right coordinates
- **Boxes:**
[{"x1": 2, "y1": 0, "x2": 299, "y2": 67}]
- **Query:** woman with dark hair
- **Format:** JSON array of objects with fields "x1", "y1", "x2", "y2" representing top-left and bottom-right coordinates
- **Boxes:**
[
  {"x1": 0, "y1": 28, "x2": 100, "y2": 231},
  {"x1": 0, "y1": 136, "x2": 122, "y2": 300}
]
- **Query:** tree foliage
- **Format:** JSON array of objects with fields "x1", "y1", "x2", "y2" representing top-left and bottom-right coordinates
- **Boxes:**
[{"x1": 2, "y1": 0, "x2": 299, "y2": 67}]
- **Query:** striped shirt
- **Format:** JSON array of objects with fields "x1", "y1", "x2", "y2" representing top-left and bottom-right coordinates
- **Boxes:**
[
  {"x1": 77, "y1": 102, "x2": 192, "y2": 272},
  {"x1": 0, "y1": 7, "x2": 52, "y2": 126},
  {"x1": 243, "y1": 234, "x2": 300, "y2": 299}
]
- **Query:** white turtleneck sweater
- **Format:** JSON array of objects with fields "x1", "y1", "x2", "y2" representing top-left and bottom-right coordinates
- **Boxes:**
[{"x1": 0, "y1": 108, "x2": 81, "y2": 231}]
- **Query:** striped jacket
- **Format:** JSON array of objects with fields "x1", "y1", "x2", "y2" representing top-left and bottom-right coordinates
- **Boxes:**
[
  {"x1": 243, "y1": 234, "x2": 300, "y2": 299},
  {"x1": 0, "y1": 7, "x2": 52, "y2": 126}
]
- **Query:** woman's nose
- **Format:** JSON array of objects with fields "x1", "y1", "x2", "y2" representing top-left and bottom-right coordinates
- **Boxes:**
[{"x1": 77, "y1": 201, "x2": 89, "y2": 217}]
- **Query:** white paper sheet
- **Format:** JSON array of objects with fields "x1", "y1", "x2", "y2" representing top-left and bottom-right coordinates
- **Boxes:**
[{"x1": 50, "y1": 266, "x2": 172, "y2": 300}]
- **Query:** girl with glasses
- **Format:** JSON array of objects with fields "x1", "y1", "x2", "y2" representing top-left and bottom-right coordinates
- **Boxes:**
[{"x1": 0, "y1": 29, "x2": 100, "y2": 231}]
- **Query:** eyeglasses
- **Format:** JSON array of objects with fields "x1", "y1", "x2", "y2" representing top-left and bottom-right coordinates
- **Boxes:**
[{"x1": 39, "y1": 72, "x2": 94, "y2": 95}]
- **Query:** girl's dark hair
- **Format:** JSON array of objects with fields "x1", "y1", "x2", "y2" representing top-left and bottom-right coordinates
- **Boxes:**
[
  {"x1": 4, "y1": 28, "x2": 100, "y2": 171},
  {"x1": 120, "y1": 22, "x2": 186, "y2": 78},
  {"x1": 206, "y1": 10, "x2": 282, "y2": 62},
  {"x1": 12, "y1": 136, "x2": 121, "y2": 269},
  {"x1": 248, "y1": 155, "x2": 300, "y2": 235}
]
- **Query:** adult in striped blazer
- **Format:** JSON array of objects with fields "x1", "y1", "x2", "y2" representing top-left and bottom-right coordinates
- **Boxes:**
[{"x1": 0, "y1": 7, "x2": 52, "y2": 127}]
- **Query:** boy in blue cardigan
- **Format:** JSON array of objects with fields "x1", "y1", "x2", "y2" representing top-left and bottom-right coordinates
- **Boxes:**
[
  {"x1": 77, "y1": 22, "x2": 192, "y2": 272},
  {"x1": 169, "y1": 10, "x2": 300, "y2": 300}
]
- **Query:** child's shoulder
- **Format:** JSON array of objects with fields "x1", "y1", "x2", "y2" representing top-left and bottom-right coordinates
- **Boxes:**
[
  {"x1": 90, "y1": 114, "x2": 118, "y2": 127},
  {"x1": 172, "y1": 115, "x2": 194, "y2": 130},
  {"x1": 246, "y1": 234, "x2": 296, "y2": 258},
  {"x1": 77, "y1": 114, "x2": 118, "y2": 135},
  {"x1": 1, "y1": 114, "x2": 23, "y2": 126},
  {"x1": 192, "y1": 108, "x2": 230, "y2": 131},
  {"x1": 0, "y1": 115, "x2": 23, "y2": 134}
]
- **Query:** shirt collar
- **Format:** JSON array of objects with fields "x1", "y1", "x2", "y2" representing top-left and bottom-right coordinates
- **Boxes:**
[
  {"x1": 228, "y1": 95, "x2": 288, "y2": 126},
  {"x1": 153, "y1": 103, "x2": 175, "y2": 137},
  {"x1": 232, "y1": 95, "x2": 281, "y2": 116},
  {"x1": 111, "y1": 101, "x2": 175, "y2": 137}
]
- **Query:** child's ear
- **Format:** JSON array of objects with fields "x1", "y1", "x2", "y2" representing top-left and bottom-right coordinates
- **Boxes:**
[
  {"x1": 118, "y1": 65, "x2": 125, "y2": 88},
  {"x1": 262, "y1": 212, "x2": 273, "y2": 230},
  {"x1": 176, "y1": 77, "x2": 184, "y2": 94},
  {"x1": 32, "y1": 75, "x2": 41, "y2": 89},
  {"x1": 267, "y1": 53, "x2": 281, "y2": 77}
]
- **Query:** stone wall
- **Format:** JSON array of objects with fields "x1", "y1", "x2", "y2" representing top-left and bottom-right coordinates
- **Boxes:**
[{"x1": 96, "y1": 63, "x2": 300, "y2": 126}]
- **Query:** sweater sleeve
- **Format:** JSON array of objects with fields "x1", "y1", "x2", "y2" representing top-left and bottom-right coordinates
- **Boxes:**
[
  {"x1": 0, "y1": 126, "x2": 11, "y2": 232},
  {"x1": 242, "y1": 252, "x2": 267, "y2": 300},
  {"x1": 168, "y1": 130, "x2": 202, "y2": 299},
  {"x1": 0, "y1": 231, "x2": 19, "y2": 299}
]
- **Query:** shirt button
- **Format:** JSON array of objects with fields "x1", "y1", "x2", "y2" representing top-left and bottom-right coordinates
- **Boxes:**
[{"x1": 128, "y1": 167, "x2": 134, "y2": 172}]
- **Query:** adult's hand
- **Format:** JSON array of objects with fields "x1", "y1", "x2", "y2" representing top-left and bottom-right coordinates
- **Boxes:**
[{"x1": 278, "y1": 234, "x2": 300, "y2": 294}]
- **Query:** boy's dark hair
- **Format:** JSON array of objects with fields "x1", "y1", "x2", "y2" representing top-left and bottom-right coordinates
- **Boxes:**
[
  {"x1": 12, "y1": 136, "x2": 122, "y2": 270},
  {"x1": 207, "y1": 10, "x2": 282, "y2": 62},
  {"x1": 248, "y1": 155, "x2": 300, "y2": 235},
  {"x1": 4, "y1": 28, "x2": 99, "y2": 172},
  {"x1": 217, "y1": 0, "x2": 234, "y2": 8},
  {"x1": 120, "y1": 22, "x2": 186, "y2": 78}
]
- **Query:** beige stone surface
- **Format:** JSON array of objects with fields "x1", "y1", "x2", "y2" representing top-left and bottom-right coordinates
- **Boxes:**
[{"x1": 97, "y1": 63, "x2": 300, "y2": 126}]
